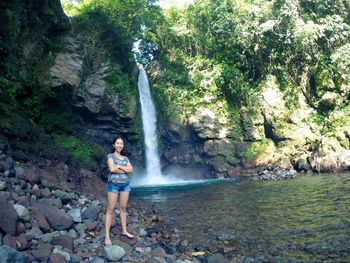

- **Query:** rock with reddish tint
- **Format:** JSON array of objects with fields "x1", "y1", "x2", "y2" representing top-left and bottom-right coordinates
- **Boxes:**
[
  {"x1": 39, "y1": 198, "x2": 63, "y2": 209},
  {"x1": 51, "y1": 235, "x2": 74, "y2": 252},
  {"x1": 33, "y1": 203, "x2": 74, "y2": 230},
  {"x1": 24, "y1": 166, "x2": 41, "y2": 184},
  {"x1": 151, "y1": 247, "x2": 167, "y2": 258},
  {"x1": 0, "y1": 195, "x2": 18, "y2": 235},
  {"x1": 17, "y1": 196, "x2": 31, "y2": 207},
  {"x1": 16, "y1": 222, "x2": 26, "y2": 235},
  {"x1": 84, "y1": 220, "x2": 97, "y2": 231},
  {"x1": 3, "y1": 234, "x2": 17, "y2": 249},
  {"x1": 120, "y1": 234, "x2": 138, "y2": 246},
  {"x1": 31, "y1": 248, "x2": 52, "y2": 261},
  {"x1": 29, "y1": 206, "x2": 51, "y2": 232},
  {"x1": 76, "y1": 247, "x2": 92, "y2": 258},
  {"x1": 14, "y1": 235, "x2": 28, "y2": 251},
  {"x1": 0, "y1": 161, "x2": 10, "y2": 172},
  {"x1": 49, "y1": 253, "x2": 68, "y2": 263}
]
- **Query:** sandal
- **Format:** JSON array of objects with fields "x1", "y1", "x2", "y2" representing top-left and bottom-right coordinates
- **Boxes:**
[
  {"x1": 104, "y1": 239, "x2": 112, "y2": 246},
  {"x1": 121, "y1": 232, "x2": 134, "y2": 239}
]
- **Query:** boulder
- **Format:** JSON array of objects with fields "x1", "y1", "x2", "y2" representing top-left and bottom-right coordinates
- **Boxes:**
[
  {"x1": 33, "y1": 203, "x2": 74, "y2": 230},
  {"x1": 0, "y1": 245, "x2": 24, "y2": 263},
  {"x1": 0, "y1": 195, "x2": 18, "y2": 235}
]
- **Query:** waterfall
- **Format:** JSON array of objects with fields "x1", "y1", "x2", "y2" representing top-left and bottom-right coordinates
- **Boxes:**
[{"x1": 137, "y1": 67, "x2": 167, "y2": 184}]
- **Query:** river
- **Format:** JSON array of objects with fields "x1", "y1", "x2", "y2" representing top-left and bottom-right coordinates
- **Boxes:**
[{"x1": 131, "y1": 174, "x2": 350, "y2": 262}]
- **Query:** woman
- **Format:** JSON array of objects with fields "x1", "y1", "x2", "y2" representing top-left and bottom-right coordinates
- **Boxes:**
[{"x1": 105, "y1": 135, "x2": 134, "y2": 246}]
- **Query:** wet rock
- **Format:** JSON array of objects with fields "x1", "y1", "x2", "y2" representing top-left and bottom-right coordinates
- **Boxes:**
[{"x1": 251, "y1": 168, "x2": 297, "y2": 181}]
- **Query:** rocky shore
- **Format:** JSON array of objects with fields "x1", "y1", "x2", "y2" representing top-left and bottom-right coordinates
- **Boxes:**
[{"x1": 0, "y1": 151, "x2": 232, "y2": 263}]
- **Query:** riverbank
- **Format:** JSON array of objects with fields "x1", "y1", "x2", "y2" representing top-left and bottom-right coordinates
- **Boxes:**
[{"x1": 0, "y1": 151, "x2": 233, "y2": 263}]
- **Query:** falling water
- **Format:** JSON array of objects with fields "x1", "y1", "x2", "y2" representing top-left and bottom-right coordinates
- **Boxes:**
[{"x1": 137, "y1": 67, "x2": 167, "y2": 184}]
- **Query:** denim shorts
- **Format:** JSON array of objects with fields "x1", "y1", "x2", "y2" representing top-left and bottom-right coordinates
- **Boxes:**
[{"x1": 107, "y1": 181, "x2": 131, "y2": 193}]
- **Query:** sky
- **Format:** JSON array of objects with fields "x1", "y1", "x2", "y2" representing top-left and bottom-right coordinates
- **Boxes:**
[{"x1": 158, "y1": 0, "x2": 194, "y2": 9}]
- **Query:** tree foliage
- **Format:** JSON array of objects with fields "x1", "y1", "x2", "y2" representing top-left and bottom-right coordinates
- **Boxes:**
[{"x1": 147, "y1": 0, "x2": 350, "y2": 113}]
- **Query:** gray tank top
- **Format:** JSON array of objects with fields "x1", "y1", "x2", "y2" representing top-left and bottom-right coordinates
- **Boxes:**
[{"x1": 107, "y1": 153, "x2": 130, "y2": 183}]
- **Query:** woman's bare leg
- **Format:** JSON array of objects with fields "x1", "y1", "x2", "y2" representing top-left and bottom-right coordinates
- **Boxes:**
[
  {"x1": 119, "y1": 191, "x2": 134, "y2": 238},
  {"x1": 105, "y1": 192, "x2": 118, "y2": 244}
]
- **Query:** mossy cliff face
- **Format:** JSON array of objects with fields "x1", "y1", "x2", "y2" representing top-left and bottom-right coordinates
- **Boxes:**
[
  {"x1": 47, "y1": 32, "x2": 142, "y2": 162},
  {"x1": 0, "y1": 0, "x2": 143, "y2": 169},
  {"x1": 148, "y1": 63, "x2": 350, "y2": 177}
]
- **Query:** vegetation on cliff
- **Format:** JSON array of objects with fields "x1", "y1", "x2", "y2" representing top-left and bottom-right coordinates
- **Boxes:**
[{"x1": 144, "y1": 0, "x2": 350, "y2": 170}]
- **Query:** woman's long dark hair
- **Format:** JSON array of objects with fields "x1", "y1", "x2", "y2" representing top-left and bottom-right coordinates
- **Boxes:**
[{"x1": 110, "y1": 135, "x2": 125, "y2": 153}]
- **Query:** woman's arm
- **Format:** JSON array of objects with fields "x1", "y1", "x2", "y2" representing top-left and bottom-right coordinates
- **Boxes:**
[
  {"x1": 118, "y1": 162, "x2": 133, "y2": 173},
  {"x1": 107, "y1": 158, "x2": 124, "y2": 173}
]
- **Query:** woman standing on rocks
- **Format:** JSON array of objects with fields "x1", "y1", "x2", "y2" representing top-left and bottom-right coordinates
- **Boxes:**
[{"x1": 105, "y1": 135, "x2": 134, "y2": 246}]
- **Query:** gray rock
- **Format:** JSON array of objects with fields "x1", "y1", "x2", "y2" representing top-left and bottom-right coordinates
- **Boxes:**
[
  {"x1": 82, "y1": 206, "x2": 98, "y2": 221},
  {"x1": 111, "y1": 239, "x2": 132, "y2": 255},
  {"x1": 41, "y1": 233, "x2": 54, "y2": 243},
  {"x1": 0, "y1": 245, "x2": 24, "y2": 262},
  {"x1": 30, "y1": 227, "x2": 43, "y2": 239},
  {"x1": 207, "y1": 253, "x2": 230, "y2": 263},
  {"x1": 90, "y1": 256, "x2": 105, "y2": 263},
  {"x1": 52, "y1": 190, "x2": 75, "y2": 202},
  {"x1": 52, "y1": 247, "x2": 70, "y2": 261},
  {"x1": 70, "y1": 253, "x2": 83, "y2": 263},
  {"x1": 0, "y1": 181, "x2": 6, "y2": 191},
  {"x1": 68, "y1": 208, "x2": 82, "y2": 223},
  {"x1": 13, "y1": 204, "x2": 30, "y2": 221},
  {"x1": 0, "y1": 195, "x2": 18, "y2": 235},
  {"x1": 14, "y1": 166, "x2": 25, "y2": 179},
  {"x1": 103, "y1": 245, "x2": 125, "y2": 261}
]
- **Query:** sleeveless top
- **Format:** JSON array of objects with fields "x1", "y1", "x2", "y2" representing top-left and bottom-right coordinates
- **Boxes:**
[{"x1": 107, "y1": 153, "x2": 130, "y2": 183}]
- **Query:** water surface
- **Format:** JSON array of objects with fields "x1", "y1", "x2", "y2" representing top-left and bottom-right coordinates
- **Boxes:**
[{"x1": 131, "y1": 174, "x2": 350, "y2": 261}]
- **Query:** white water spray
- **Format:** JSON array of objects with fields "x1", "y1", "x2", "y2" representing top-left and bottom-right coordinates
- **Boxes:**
[{"x1": 137, "y1": 67, "x2": 167, "y2": 184}]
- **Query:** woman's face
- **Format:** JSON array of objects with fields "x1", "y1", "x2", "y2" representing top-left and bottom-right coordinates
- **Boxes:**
[{"x1": 114, "y1": 138, "x2": 124, "y2": 152}]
